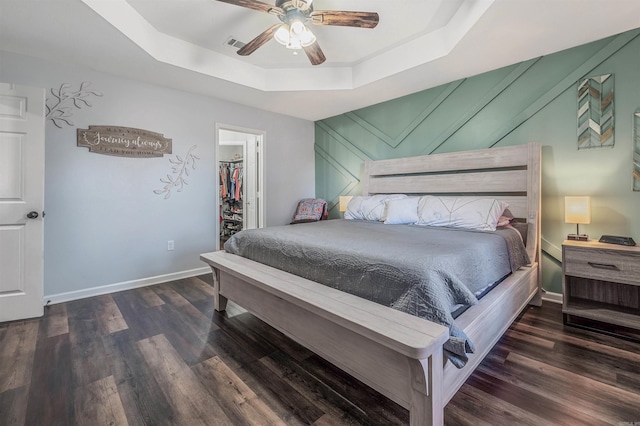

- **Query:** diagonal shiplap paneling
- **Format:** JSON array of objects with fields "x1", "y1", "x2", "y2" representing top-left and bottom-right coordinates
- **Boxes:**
[
  {"x1": 315, "y1": 29, "x2": 640, "y2": 293},
  {"x1": 316, "y1": 30, "x2": 639, "y2": 213}
]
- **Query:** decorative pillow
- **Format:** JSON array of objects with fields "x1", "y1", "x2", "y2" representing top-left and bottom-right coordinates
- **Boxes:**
[
  {"x1": 416, "y1": 196, "x2": 509, "y2": 231},
  {"x1": 497, "y1": 216, "x2": 510, "y2": 227},
  {"x1": 510, "y1": 222, "x2": 529, "y2": 245},
  {"x1": 496, "y1": 208, "x2": 515, "y2": 225},
  {"x1": 383, "y1": 197, "x2": 420, "y2": 224},
  {"x1": 291, "y1": 198, "x2": 328, "y2": 224},
  {"x1": 344, "y1": 194, "x2": 407, "y2": 221}
]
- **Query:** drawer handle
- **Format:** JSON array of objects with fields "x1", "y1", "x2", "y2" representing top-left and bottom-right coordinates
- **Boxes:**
[{"x1": 587, "y1": 261, "x2": 619, "y2": 271}]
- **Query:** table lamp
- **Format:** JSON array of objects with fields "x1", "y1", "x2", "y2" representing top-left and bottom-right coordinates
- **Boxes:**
[
  {"x1": 339, "y1": 196, "x2": 353, "y2": 213},
  {"x1": 565, "y1": 196, "x2": 591, "y2": 241}
]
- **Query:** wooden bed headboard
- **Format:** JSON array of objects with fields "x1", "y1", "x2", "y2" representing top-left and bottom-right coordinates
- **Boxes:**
[{"x1": 362, "y1": 142, "x2": 541, "y2": 263}]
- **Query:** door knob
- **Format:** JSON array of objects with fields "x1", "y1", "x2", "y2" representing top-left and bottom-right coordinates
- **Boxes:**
[{"x1": 27, "y1": 211, "x2": 39, "y2": 219}]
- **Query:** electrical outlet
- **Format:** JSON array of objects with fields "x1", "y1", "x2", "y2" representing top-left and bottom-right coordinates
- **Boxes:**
[{"x1": 167, "y1": 240, "x2": 174, "y2": 251}]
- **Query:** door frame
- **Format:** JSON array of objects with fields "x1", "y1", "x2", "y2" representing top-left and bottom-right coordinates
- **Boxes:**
[{"x1": 215, "y1": 123, "x2": 265, "y2": 250}]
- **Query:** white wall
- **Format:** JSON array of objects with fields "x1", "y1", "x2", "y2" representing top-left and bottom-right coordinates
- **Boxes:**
[
  {"x1": 219, "y1": 145, "x2": 243, "y2": 162},
  {"x1": 0, "y1": 51, "x2": 315, "y2": 298}
]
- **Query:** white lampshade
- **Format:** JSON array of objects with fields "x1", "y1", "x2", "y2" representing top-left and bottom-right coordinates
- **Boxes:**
[
  {"x1": 339, "y1": 196, "x2": 353, "y2": 212},
  {"x1": 290, "y1": 20, "x2": 305, "y2": 35},
  {"x1": 299, "y1": 25, "x2": 316, "y2": 47},
  {"x1": 274, "y1": 24, "x2": 291, "y2": 46},
  {"x1": 565, "y1": 196, "x2": 591, "y2": 224}
]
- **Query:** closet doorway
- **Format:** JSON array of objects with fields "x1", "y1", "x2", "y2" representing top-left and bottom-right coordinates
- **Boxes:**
[{"x1": 216, "y1": 125, "x2": 265, "y2": 250}]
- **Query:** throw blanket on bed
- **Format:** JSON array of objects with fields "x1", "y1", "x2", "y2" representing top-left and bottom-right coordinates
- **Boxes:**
[{"x1": 224, "y1": 219, "x2": 530, "y2": 368}]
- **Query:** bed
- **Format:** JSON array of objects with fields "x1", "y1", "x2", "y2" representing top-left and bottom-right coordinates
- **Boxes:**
[{"x1": 200, "y1": 142, "x2": 541, "y2": 425}]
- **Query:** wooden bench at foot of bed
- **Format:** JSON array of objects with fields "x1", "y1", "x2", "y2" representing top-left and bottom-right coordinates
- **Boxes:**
[{"x1": 200, "y1": 251, "x2": 540, "y2": 425}]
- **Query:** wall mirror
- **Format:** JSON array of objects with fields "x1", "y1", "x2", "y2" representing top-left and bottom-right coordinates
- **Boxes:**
[{"x1": 577, "y1": 74, "x2": 614, "y2": 149}]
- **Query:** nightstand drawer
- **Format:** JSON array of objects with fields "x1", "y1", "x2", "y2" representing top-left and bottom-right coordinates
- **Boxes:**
[{"x1": 564, "y1": 246, "x2": 640, "y2": 286}]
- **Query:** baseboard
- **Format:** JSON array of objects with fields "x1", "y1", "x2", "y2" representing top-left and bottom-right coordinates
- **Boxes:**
[
  {"x1": 541, "y1": 237, "x2": 562, "y2": 263},
  {"x1": 43, "y1": 267, "x2": 211, "y2": 305},
  {"x1": 542, "y1": 291, "x2": 563, "y2": 304},
  {"x1": 43, "y1": 266, "x2": 565, "y2": 307}
]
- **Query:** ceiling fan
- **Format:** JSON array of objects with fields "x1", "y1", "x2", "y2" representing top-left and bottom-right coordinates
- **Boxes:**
[{"x1": 218, "y1": 0, "x2": 379, "y2": 65}]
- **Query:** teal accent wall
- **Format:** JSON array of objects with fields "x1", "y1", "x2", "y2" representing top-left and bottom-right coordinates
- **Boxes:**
[{"x1": 315, "y1": 29, "x2": 640, "y2": 294}]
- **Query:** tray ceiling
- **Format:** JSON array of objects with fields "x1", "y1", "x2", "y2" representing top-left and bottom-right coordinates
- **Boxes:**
[{"x1": 1, "y1": 0, "x2": 639, "y2": 120}]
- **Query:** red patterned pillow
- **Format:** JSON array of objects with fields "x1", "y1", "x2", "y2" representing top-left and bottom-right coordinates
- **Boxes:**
[{"x1": 291, "y1": 198, "x2": 328, "y2": 224}]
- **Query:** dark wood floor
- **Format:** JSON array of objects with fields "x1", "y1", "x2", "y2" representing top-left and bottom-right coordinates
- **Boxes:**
[{"x1": 2, "y1": 275, "x2": 640, "y2": 425}]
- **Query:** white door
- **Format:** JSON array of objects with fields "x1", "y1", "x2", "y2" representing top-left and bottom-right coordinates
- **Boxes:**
[
  {"x1": 244, "y1": 135, "x2": 258, "y2": 230},
  {"x1": 0, "y1": 83, "x2": 45, "y2": 321}
]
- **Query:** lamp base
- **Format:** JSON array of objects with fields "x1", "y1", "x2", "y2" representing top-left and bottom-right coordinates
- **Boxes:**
[{"x1": 567, "y1": 233, "x2": 589, "y2": 241}]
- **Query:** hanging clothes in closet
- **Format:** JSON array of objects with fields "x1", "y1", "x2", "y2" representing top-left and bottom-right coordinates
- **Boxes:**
[
  {"x1": 220, "y1": 163, "x2": 229, "y2": 199},
  {"x1": 219, "y1": 161, "x2": 243, "y2": 242},
  {"x1": 233, "y1": 166, "x2": 243, "y2": 201}
]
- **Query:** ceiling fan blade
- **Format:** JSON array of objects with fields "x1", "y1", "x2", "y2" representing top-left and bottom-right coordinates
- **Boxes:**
[
  {"x1": 237, "y1": 24, "x2": 281, "y2": 56},
  {"x1": 217, "y1": 0, "x2": 283, "y2": 16},
  {"x1": 303, "y1": 41, "x2": 326, "y2": 65},
  {"x1": 310, "y1": 10, "x2": 379, "y2": 28}
]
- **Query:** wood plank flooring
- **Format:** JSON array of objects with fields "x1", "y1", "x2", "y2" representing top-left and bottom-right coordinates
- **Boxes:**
[{"x1": 1, "y1": 274, "x2": 640, "y2": 425}]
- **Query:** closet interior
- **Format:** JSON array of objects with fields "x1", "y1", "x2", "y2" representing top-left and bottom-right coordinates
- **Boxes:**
[{"x1": 219, "y1": 144, "x2": 243, "y2": 248}]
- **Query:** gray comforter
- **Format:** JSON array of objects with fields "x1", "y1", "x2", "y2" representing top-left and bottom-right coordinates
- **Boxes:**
[{"x1": 224, "y1": 219, "x2": 530, "y2": 367}]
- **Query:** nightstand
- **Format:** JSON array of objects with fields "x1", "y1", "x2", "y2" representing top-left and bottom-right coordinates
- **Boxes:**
[{"x1": 562, "y1": 240, "x2": 640, "y2": 338}]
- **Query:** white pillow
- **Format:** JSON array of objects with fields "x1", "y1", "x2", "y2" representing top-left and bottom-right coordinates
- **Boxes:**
[
  {"x1": 383, "y1": 197, "x2": 420, "y2": 224},
  {"x1": 344, "y1": 194, "x2": 407, "y2": 221},
  {"x1": 416, "y1": 196, "x2": 508, "y2": 231}
]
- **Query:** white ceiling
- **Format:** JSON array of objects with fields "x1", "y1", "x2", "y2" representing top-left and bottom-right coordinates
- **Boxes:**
[{"x1": 1, "y1": 0, "x2": 639, "y2": 121}]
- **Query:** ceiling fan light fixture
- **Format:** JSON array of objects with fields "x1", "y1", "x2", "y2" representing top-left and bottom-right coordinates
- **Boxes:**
[
  {"x1": 274, "y1": 22, "x2": 316, "y2": 50},
  {"x1": 299, "y1": 25, "x2": 316, "y2": 47},
  {"x1": 287, "y1": 38, "x2": 302, "y2": 50},
  {"x1": 290, "y1": 19, "x2": 305, "y2": 35},
  {"x1": 274, "y1": 24, "x2": 291, "y2": 45}
]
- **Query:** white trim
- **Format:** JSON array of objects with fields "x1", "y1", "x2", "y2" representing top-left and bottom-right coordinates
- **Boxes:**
[
  {"x1": 43, "y1": 267, "x2": 210, "y2": 305},
  {"x1": 542, "y1": 291, "x2": 563, "y2": 304},
  {"x1": 541, "y1": 237, "x2": 562, "y2": 262}
]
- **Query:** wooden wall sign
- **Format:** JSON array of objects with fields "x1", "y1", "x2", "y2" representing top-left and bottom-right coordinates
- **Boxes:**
[{"x1": 77, "y1": 126, "x2": 172, "y2": 157}]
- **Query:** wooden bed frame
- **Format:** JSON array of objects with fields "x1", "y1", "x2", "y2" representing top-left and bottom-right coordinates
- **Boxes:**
[{"x1": 201, "y1": 142, "x2": 541, "y2": 425}]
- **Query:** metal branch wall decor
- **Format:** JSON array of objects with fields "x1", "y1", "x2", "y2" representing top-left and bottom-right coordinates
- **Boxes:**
[
  {"x1": 154, "y1": 145, "x2": 199, "y2": 199},
  {"x1": 634, "y1": 112, "x2": 640, "y2": 191},
  {"x1": 46, "y1": 82, "x2": 103, "y2": 128},
  {"x1": 577, "y1": 74, "x2": 614, "y2": 149}
]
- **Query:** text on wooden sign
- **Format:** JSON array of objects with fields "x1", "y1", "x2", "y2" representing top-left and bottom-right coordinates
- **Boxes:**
[{"x1": 77, "y1": 126, "x2": 172, "y2": 157}]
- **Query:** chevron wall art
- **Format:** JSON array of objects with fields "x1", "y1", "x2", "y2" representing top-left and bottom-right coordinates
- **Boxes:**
[{"x1": 577, "y1": 74, "x2": 615, "y2": 149}]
